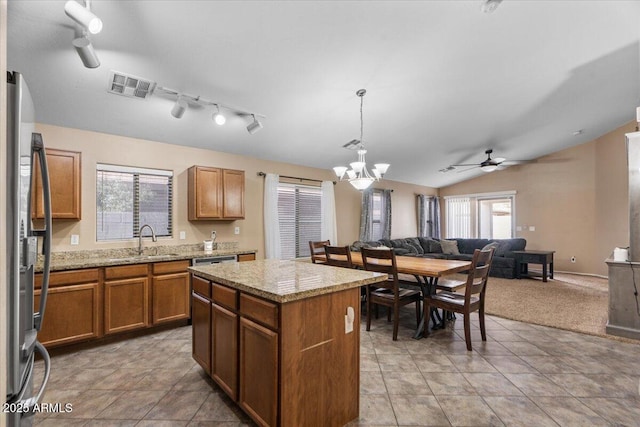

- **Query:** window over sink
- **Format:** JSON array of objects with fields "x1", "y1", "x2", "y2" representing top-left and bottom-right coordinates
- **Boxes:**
[
  {"x1": 96, "y1": 164, "x2": 173, "y2": 241},
  {"x1": 278, "y1": 182, "x2": 321, "y2": 259}
]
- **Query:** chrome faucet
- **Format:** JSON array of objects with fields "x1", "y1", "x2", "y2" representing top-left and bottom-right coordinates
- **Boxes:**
[{"x1": 138, "y1": 224, "x2": 157, "y2": 255}]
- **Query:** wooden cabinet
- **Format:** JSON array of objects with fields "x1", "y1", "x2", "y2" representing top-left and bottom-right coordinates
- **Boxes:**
[
  {"x1": 192, "y1": 289, "x2": 212, "y2": 374},
  {"x1": 238, "y1": 253, "x2": 256, "y2": 262},
  {"x1": 212, "y1": 303, "x2": 239, "y2": 399},
  {"x1": 34, "y1": 269, "x2": 100, "y2": 347},
  {"x1": 152, "y1": 261, "x2": 190, "y2": 324},
  {"x1": 104, "y1": 264, "x2": 149, "y2": 334},
  {"x1": 188, "y1": 166, "x2": 245, "y2": 220},
  {"x1": 239, "y1": 317, "x2": 278, "y2": 427},
  {"x1": 33, "y1": 148, "x2": 81, "y2": 219}
]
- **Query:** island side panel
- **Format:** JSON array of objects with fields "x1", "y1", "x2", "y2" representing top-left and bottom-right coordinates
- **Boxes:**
[{"x1": 279, "y1": 287, "x2": 360, "y2": 427}]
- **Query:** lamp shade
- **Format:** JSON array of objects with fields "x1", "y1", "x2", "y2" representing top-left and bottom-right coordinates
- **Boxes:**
[
  {"x1": 374, "y1": 163, "x2": 390, "y2": 175},
  {"x1": 481, "y1": 165, "x2": 498, "y2": 172},
  {"x1": 350, "y1": 177, "x2": 374, "y2": 190},
  {"x1": 247, "y1": 118, "x2": 263, "y2": 134},
  {"x1": 333, "y1": 166, "x2": 347, "y2": 179},
  {"x1": 171, "y1": 98, "x2": 187, "y2": 118}
]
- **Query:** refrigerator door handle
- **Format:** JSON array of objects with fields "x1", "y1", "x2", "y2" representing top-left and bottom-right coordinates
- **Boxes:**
[
  {"x1": 20, "y1": 341, "x2": 51, "y2": 411},
  {"x1": 31, "y1": 133, "x2": 52, "y2": 332}
]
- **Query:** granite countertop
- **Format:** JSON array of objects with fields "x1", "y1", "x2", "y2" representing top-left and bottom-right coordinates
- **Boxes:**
[
  {"x1": 37, "y1": 243, "x2": 258, "y2": 272},
  {"x1": 189, "y1": 259, "x2": 387, "y2": 303}
]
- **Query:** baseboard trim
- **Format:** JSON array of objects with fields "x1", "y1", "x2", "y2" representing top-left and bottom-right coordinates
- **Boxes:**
[{"x1": 606, "y1": 323, "x2": 640, "y2": 340}]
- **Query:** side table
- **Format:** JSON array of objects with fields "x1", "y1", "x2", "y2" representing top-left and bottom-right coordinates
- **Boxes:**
[{"x1": 513, "y1": 250, "x2": 555, "y2": 282}]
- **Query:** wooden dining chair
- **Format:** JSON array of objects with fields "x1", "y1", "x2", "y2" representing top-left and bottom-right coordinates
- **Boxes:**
[
  {"x1": 309, "y1": 240, "x2": 330, "y2": 264},
  {"x1": 423, "y1": 248, "x2": 495, "y2": 351},
  {"x1": 361, "y1": 247, "x2": 421, "y2": 341},
  {"x1": 324, "y1": 245, "x2": 354, "y2": 269}
]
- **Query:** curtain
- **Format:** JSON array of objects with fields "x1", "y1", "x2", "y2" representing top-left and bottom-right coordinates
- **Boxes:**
[
  {"x1": 418, "y1": 195, "x2": 441, "y2": 239},
  {"x1": 320, "y1": 181, "x2": 337, "y2": 244},
  {"x1": 358, "y1": 189, "x2": 373, "y2": 241},
  {"x1": 380, "y1": 189, "x2": 392, "y2": 240},
  {"x1": 263, "y1": 173, "x2": 281, "y2": 259}
]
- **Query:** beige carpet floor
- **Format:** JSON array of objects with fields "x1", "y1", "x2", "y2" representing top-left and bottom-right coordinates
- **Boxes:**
[{"x1": 466, "y1": 272, "x2": 612, "y2": 338}]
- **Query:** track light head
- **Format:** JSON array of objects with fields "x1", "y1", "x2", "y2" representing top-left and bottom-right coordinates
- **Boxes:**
[
  {"x1": 171, "y1": 97, "x2": 187, "y2": 118},
  {"x1": 247, "y1": 115, "x2": 263, "y2": 134},
  {"x1": 72, "y1": 36, "x2": 100, "y2": 68},
  {"x1": 65, "y1": 0, "x2": 103, "y2": 34},
  {"x1": 212, "y1": 105, "x2": 226, "y2": 125}
]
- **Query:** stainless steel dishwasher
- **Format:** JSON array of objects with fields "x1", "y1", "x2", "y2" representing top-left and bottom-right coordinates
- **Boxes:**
[{"x1": 191, "y1": 254, "x2": 238, "y2": 266}]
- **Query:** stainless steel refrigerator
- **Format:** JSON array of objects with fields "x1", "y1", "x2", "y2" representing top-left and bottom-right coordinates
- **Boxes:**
[{"x1": 5, "y1": 71, "x2": 52, "y2": 426}]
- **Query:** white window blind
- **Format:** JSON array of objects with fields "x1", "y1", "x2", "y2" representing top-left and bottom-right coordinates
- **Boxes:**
[
  {"x1": 278, "y1": 183, "x2": 322, "y2": 259},
  {"x1": 97, "y1": 164, "x2": 173, "y2": 241},
  {"x1": 371, "y1": 190, "x2": 383, "y2": 240},
  {"x1": 446, "y1": 196, "x2": 471, "y2": 238}
]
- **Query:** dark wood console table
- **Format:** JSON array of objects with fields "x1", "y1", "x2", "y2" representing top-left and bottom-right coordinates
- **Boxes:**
[{"x1": 513, "y1": 250, "x2": 555, "y2": 282}]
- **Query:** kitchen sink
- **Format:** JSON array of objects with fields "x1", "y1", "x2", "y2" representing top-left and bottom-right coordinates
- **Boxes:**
[{"x1": 108, "y1": 253, "x2": 181, "y2": 262}]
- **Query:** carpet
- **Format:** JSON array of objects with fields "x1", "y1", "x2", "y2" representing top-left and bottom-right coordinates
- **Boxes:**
[{"x1": 477, "y1": 272, "x2": 612, "y2": 338}]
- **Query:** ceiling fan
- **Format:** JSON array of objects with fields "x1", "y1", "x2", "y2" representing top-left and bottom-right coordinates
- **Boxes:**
[{"x1": 441, "y1": 149, "x2": 530, "y2": 173}]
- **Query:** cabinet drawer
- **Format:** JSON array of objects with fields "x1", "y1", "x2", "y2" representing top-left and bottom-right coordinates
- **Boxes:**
[
  {"x1": 105, "y1": 264, "x2": 148, "y2": 280},
  {"x1": 192, "y1": 275, "x2": 211, "y2": 299},
  {"x1": 213, "y1": 283, "x2": 238, "y2": 310},
  {"x1": 237, "y1": 253, "x2": 255, "y2": 262},
  {"x1": 153, "y1": 260, "x2": 189, "y2": 275},
  {"x1": 35, "y1": 268, "x2": 99, "y2": 289},
  {"x1": 240, "y1": 293, "x2": 278, "y2": 330}
]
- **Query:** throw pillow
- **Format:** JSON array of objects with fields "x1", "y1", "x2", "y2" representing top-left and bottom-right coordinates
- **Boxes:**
[
  {"x1": 481, "y1": 241, "x2": 500, "y2": 253},
  {"x1": 404, "y1": 238, "x2": 424, "y2": 255},
  {"x1": 429, "y1": 239, "x2": 443, "y2": 253},
  {"x1": 485, "y1": 240, "x2": 510, "y2": 256},
  {"x1": 440, "y1": 239, "x2": 460, "y2": 255}
]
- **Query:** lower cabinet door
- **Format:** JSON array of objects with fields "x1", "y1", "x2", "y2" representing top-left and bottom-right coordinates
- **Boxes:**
[
  {"x1": 104, "y1": 277, "x2": 149, "y2": 334},
  {"x1": 192, "y1": 292, "x2": 212, "y2": 374},
  {"x1": 212, "y1": 303, "x2": 238, "y2": 399},
  {"x1": 34, "y1": 283, "x2": 100, "y2": 347},
  {"x1": 152, "y1": 272, "x2": 190, "y2": 324},
  {"x1": 239, "y1": 317, "x2": 278, "y2": 427}
]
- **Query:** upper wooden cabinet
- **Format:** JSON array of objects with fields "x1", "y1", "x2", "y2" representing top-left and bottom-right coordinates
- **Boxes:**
[
  {"x1": 33, "y1": 148, "x2": 82, "y2": 220},
  {"x1": 188, "y1": 166, "x2": 245, "y2": 220}
]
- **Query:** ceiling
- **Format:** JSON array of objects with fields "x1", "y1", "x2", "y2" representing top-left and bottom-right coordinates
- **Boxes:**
[{"x1": 8, "y1": 1, "x2": 640, "y2": 188}]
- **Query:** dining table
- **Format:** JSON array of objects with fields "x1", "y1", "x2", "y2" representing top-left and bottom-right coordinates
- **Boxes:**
[{"x1": 319, "y1": 251, "x2": 471, "y2": 338}]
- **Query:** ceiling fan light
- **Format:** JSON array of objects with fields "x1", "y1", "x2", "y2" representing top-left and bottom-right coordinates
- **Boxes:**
[
  {"x1": 333, "y1": 166, "x2": 347, "y2": 179},
  {"x1": 65, "y1": 0, "x2": 103, "y2": 34},
  {"x1": 481, "y1": 165, "x2": 498, "y2": 172},
  {"x1": 212, "y1": 112, "x2": 226, "y2": 125}
]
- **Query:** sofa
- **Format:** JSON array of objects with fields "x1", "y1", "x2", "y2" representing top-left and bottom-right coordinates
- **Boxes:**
[{"x1": 351, "y1": 237, "x2": 526, "y2": 279}]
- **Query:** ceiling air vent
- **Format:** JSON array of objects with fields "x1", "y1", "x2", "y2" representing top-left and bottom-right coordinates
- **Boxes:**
[{"x1": 107, "y1": 71, "x2": 156, "y2": 100}]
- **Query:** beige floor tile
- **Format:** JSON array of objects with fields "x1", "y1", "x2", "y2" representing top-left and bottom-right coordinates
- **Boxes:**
[
  {"x1": 503, "y1": 373, "x2": 571, "y2": 397},
  {"x1": 361, "y1": 353, "x2": 382, "y2": 372},
  {"x1": 545, "y1": 373, "x2": 613, "y2": 398},
  {"x1": 134, "y1": 368, "x2": 192, "y2": 391},
  {"x1": 462, "y1": 373, "x2": 523, "y2": 396},
  {"x1": 144, "y1": 390, "x2": 209, "y2": 420},
  {"x1": 48, "y1": 389, "x2": 124, "y2": 419},
  {"x1": 191, "y1": 392, "x2": 248, "y2": 422},
  {"x1": 497, "y1": 341, "x2": 549, "y2": 356},
  {"x1": 482, "y1": 356, "x2": 537, "y2": 374},
  {"x1": 413, "y1": 354, "x2": 457, "y2": 373},
  {"x1": 436, "y1": 396, "x2": 504, "y2": 427},
  {"x1": 530, "y1": 396, "x2": 610, "y2": 426},
  {"x1": 423, "y1": 372, "x2": 477, "y2": 396},
  {"x1": 358, "y1": 394, "x2": 398, "y2": 425},
  {"x1": 382, "y1": 371, "x2": 432, "y2": 395},
  {"x1": 518, "y1": 355, "x2": 579, "y2": 374},
  {"x1": 389, "y1": 395, "x2": 450, "y2": 426},
  {"x1": 446, "y1": 355, "x2": 497, "y2": 373},
  {"x1": 579, "y1": 397, "x2": 640, "y2": 425},
  {"x1": 361, "y1": 370, "x2": 388, "y2": 395},
  {"x1": 482, "y1": 396, "x2": 558, "y2": 427},
  {"x1": 96, "y1": 390, "x2": 168, "y2": 420},
  {"x1": 376, "y1": 353, "x2": 419, "y2": 372}
]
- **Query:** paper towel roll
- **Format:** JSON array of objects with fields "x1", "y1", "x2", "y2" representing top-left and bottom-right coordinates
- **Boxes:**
[{"x1": 613, "y1": 247, "x2": 629, "y2": 262}]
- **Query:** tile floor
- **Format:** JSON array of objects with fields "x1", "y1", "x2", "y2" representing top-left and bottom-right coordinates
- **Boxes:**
[{"x1": 32, "y1": 308, "x2": 640, "y2": 426}]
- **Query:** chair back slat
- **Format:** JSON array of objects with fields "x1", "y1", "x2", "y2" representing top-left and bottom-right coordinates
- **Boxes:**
[
  {"x1": 361, "y1": 247, "x2": 399, "y2": 295},
  {"x1": 324, "y1": 245, "x2": 354, "y2": 269},
  {"x1": 309, "y1": 240, "x2": 330, "y2": 263},
  {"x1": 464, "y1": 248, "x2": 495, "y2": 304}
]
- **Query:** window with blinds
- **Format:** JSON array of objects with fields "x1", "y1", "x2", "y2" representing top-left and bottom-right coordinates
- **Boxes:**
[
  {"x1": 445, "y1": 192, "x2": 515, "y2": 239},
  {"x1": 446, "y1": 196, "x2": 472, "y2": 238},
  {"x1": 97, "y1": 164, "x2": 173, "y2": 241},
  {"x1": 278, "y1": 183, "x2": 322, "y2": 259}
]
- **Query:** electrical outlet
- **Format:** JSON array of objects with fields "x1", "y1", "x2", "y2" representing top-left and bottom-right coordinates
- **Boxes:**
[
  {"x1": 234, "y1": 227, "x2": 240, "y2": 235},
  {"x1": 529, "y1": 226, "x2": 536, "y2": 231},
  {"x1": 70, "y1": 234, "x2": 79, "y2": 245},
  {"x1": 179, "y1": 231, "x2": 186, "y2": 240},
  {"x1": 571, "y1": 256, "x2": 576, "y2": 263},
  {"x1": 211, "y1": 230, "x2": 216, "y2": 240}
]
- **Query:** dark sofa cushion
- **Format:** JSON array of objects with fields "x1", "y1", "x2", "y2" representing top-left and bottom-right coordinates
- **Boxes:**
[
  {"x1": 404, "y1": 238, "x2": 424, "y2": 255},
  {"x1": 418, "y1": 237, "x2": 442, "y2": 253},
  {"x1": 454, "y1": 238, "x2": 491, "y2": 254}
]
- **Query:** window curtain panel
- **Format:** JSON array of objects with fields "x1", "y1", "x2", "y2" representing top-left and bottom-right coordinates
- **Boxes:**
[
  {"x1": 380, "y1": 189, "x2": 392, "y2": 240},
  {"x1": 263, "y1": 173, "x2": 281, "y2": 259},
  {"x1": 320, "y1": 181, "x2": 337, "y2": 244},
  {"x1": 358, "y1": 189, "x2": 373, "y2": 242},
  {"x1": 417, "y1": 194, "x2": 441, "y2": 239}
]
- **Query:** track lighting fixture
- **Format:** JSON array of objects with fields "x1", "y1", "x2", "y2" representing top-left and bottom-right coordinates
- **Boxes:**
[
  {"x1": 246, "y1": 115, "x2": 263, "y2": 134},
  {"x1": 212, "y1": 105, "x2": 226, "y2": 125},
  {"x1": 171, "y1": 97, "x2": 187, "y2": 118},
  {"x1": 72, "y1": 36, "x2": 100, "y2": 68},
  {"x1": 480, "y1": 0, "x2": 502, "y2": 13},
  {"x1": 65, "y1": 0, "x2": 103, "y2": 34}
]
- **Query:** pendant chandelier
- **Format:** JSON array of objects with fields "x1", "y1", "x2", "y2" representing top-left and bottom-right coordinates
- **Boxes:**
[{"x1": 332, "y1": 89, "x2": 390, "y2": 190}]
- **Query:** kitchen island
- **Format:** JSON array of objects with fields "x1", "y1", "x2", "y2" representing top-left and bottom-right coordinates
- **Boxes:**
[{"x1": 189, "y1": 259, "x2": 387, "y2": 427}]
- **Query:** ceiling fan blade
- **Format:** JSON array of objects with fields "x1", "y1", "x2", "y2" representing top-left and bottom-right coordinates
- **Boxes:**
[
  {"x1": 450, "y1": 163, "x2": 481, "y2": 167},
  {"x1": 456, "y1": 165, "x2": 480, "y2": 173},
  {"x1": 493, "y1": 157, "x2": 506, "y2": 163},
  {"x1": 501, "y1": 159, "x2": 534, "y2": 165}
]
